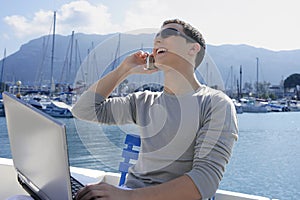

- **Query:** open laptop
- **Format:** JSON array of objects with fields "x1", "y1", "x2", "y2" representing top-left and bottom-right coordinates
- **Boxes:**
[{"x1": 3, "y1": 92, "x2": 84, "y2": 200}]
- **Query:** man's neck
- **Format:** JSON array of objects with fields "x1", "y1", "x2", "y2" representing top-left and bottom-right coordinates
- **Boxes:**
[{"x1": 163, "y1": 69, "x2": 201, "y2": 95}]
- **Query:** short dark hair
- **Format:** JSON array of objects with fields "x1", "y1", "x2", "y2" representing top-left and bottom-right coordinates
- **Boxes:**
[{"x1": 162, "y1": 19, "x2": 206, "y2": 69}]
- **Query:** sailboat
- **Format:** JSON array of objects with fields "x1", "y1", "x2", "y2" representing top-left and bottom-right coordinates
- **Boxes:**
[
  {"x1": 44, "y1": 11, "x2": 73, "y2": 118},
  {"x1": 24, "y1": 11, "x2": 73, "y2": 118}
]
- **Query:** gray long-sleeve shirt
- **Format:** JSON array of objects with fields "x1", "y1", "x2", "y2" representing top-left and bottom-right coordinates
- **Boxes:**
[{"x1": 71, "y1": 85, "x2": 238, "y2": 199}]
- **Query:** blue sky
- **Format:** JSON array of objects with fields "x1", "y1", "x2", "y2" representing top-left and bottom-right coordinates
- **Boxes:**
[{"x1": 1, "y1": 0, "x2": 300, "y2": 57}]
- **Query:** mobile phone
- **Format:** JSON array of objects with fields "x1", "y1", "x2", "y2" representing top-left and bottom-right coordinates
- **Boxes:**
[{"x1": 145, "y1": 54, "x2": 157, "y2": 70}]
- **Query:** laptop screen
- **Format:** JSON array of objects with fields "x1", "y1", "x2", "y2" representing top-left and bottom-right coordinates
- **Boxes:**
[{"x1": 3, "y1": 92, "x2": 73, "y2": 200}]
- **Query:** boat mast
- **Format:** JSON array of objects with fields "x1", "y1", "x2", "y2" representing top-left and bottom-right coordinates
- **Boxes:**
[
  {"x1": 68, "y1": 31, "x2": 75, "y2": 84},
  {"x1": 230, "y1": 65, "x2": 233, "y2": 98},
  {"x1": 240, "y1": 65, "x2": 242, "y2": 98},
  {"x1": 256, "y1": 57, "x2": 259, "y2": 98},
  {"x1": 50, "y1": 11, "x2": 56, "y2": 95},
  {"x1": 0, "y1": 48, "x2": 6, "y2": 91}
]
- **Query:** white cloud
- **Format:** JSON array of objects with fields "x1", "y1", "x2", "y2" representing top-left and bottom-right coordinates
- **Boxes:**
[
  {"x1": 2, "y1": 0, "x2": 300, "y2": 51},
  {"x1": 57, "y1": 1, "x2": 120, "y2": 34},
  {"x1": 3, "y1": 0, "x2": 120, "y2": 40},
  {"x1": 122, "y1": 0, "x2": 177, "y2": 30},
  {"x1": 122, "y1": 0, "x2": 300, "y2": 50},
  {"x1": 4, "y1": 10, "x2": 54, "y2": 38},
  {"x1": 2, "y1": 33, "x2": 10, "y2": 40}
]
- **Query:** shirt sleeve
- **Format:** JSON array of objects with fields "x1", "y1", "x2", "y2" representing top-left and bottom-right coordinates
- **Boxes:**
[
  {"x1": 71, "y1": 90, "x2": 137, "y2": 125},
  {"x1": 186, "y1": 91, "x2": 238, "y2": 199}
]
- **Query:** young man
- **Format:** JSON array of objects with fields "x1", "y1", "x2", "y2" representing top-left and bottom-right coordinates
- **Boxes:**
[{"x1": 72, "y1": 19, "x2": 238, "y2": 200}]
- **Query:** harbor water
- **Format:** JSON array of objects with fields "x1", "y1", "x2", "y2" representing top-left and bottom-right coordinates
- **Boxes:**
[{"x1": 1, "y1": 112, "x2": 299, "y2": 199}]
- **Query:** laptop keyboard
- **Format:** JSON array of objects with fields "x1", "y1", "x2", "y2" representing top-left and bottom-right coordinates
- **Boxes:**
[{"x1": 70, "y1": 176, "x2": 84, "y2": 199}]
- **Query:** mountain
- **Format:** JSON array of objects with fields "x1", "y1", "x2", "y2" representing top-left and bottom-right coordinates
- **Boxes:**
[
  {"x1": 1, "y1": 33, "x2": 300, "y2": 88},
  {"x1": 1, "y1": 33, "x2": 114, "y2": 86},
  {"x1": 208, "y1": 44, "x2": 300, "y2": 86}
]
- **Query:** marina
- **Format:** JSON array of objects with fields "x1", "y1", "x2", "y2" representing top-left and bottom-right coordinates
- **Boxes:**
[
  {"x1": 0, "y1": 10, "x2": 299, "y2": 199},
  {"x1": 1, "y1": 1, "x2": 300, "y2": 199},
  {"x1": 1, "y1": 111, "x2": 299, "y2": 199}
]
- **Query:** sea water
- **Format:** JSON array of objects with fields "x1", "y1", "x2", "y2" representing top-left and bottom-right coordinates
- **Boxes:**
[{"x1": 1, "y1": 112, "x2": 299, "y2": 199}]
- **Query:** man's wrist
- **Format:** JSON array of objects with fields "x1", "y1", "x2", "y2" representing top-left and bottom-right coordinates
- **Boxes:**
[{"x1": 115, "y1": 63, "x2": 131, "y2": 78}]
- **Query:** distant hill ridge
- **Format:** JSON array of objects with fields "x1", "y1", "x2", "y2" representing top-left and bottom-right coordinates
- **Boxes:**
[{"x1": 1, "y1": 33, "x2": 300, "y2": 86}]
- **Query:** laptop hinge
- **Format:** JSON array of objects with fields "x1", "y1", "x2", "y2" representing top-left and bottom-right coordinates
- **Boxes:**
[{"x1": 17, "y1": 170, "x2": 49, "y2": 200}]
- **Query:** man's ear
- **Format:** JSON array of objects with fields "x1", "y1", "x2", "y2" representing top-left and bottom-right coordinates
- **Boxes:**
[{"x1": 188, "y1": 43, "x2": 201, "y2": 56}]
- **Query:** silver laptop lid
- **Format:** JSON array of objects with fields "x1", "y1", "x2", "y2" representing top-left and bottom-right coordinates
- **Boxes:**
[{"x1": 3, "y1": 92, "x2": 73, "y2": 200}]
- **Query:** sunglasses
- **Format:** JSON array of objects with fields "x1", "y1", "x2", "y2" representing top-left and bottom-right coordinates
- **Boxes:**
[{"x1": 156, "y1": 28, "x2": 195, "y2": 43}]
